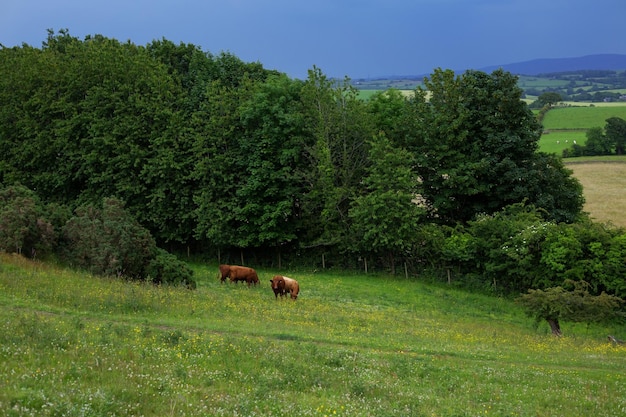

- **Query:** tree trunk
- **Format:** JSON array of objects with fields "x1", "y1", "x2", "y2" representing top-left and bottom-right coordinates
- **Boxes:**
[{"x1": 546, "y1": 318, "x2": 562, "y2": 337}]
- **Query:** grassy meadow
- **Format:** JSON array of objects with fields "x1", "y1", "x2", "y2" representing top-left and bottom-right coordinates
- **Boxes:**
[
  {"x1": 541, "y1": 105, "x2": 626, "y2": 130},
  {"x1": 538, "y1": 104, "x2": 626, "y2": 153},
  {"x1": 1, "y1": 253, "x2": 626, "y2": 416}
]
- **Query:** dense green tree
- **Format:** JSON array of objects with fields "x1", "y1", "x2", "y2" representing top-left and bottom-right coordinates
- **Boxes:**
[
  {"x1": 232, "y1": 74, "x2": 308, "y2": 250},
  {"x1": 366, "y1": 88, "x2": 409, "y2": 145},
  {"x1": 604, "y1": 233, "x2": 626, "y2": 298},
  {"x1": 62, "y1": 197, "x2": 194, "y2": 286},
  {"x1": 605, "y1": 116, "x2": 626, "y2": 155},
  {"x1": 298, "y1": 67, "x2": 373, "y2": 250},
  {"x1": 349, "y1": 133, "x2": 424, "y2": 273},
  {"x1": 537, "y1": 92, "x2": 562, "y2": 107},
  {"x1": 404, "y1": 68, "x2": 583, "y2": 224},
  {"x1": 583, "y1": 126, "x2": 613, "y2": 155},
  {"x1": 192, "y1": 78, "x2": 255, "y2": 251},
  {"x1": 467, "y1": 203, "x2": 550, "y2": 293}
]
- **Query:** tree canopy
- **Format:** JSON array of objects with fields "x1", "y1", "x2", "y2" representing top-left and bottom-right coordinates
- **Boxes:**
[{"x1": 0, "y1": 30, "x2": 597, "y2": 289}]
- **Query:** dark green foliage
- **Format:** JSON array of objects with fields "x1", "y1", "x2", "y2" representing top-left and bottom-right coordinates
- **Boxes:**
[
  {"x1": 405, "y1": 68, "x2": 583, "y2": 225},
  {"x1": 0, "y1": 184, "x2": 55, "y2": 256},
  {"x1": 349, "y1": 133, "x2": 424, "y2": 270},
  {"x1": 146, "y1": 248, "x2": 196, "y2": 288},
  {"x1": 537, "y1": 92, "x2": 562, "y2": 107},
  {"x1": 62, "y1": 198, "x2": 157, "y2": 278},
  {"x1": 566, "y1": 121, "x2": 626, "y2": 157},
  {"x1": 605, "y1": 116, "x2": 626, "y2": 155},
  {"x1": 0, "y1": 31, "x2": 610, "y2": 292},
  {"x1": 579, "y1": 126, "x2": 613, "y2": 156},
  {"x1": 466, "y1": 203, "x2": 549, "y2": 293}
]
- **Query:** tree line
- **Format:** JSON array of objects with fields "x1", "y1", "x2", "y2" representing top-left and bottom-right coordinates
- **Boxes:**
[{"x1": 2, "y1": 30, "x2": 624, "y2": 302}]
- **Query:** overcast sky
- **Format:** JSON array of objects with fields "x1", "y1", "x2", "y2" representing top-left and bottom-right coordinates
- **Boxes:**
[{"x1": 2, "y1": 0, "x2": 625, "y2": 79}]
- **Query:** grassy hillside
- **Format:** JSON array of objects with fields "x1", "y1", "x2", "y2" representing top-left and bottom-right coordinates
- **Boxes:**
[{"x1": 1, "y1": 254, "x2": 625, "y2": 416}]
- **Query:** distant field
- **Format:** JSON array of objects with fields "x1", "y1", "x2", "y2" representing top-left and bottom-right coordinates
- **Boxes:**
[
  {"x1": 542, "y1": 105, "x2": 626, "y2": 130},
  {"x1": 566, "y1": 157, "x2": 626, "y2": 228},
  {"x1": 538, "y1": 130, "x2": 587, "y2": 154}
]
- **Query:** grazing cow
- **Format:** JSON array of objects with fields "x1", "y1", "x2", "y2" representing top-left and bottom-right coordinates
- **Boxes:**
[
  {"x1": 269, "y1": 275, "x2": 299, "y2": 300},
  {"x1": 218, "y1": 264, "x2": 231, "y2": 283},
  {"x1": 269, "y1": 276, "x2": 286, "y2": 298},
  {"x1": 227, "y1": 265, "x2": 259, "y2": 286}
]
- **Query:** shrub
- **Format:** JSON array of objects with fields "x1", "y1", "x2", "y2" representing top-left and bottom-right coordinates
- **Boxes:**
[
  {"x1": 62, "y1": 197, "x2": 157, "y2": 278},
  {"x1": 0, "y1": 184, "x2": 55, "y2": 256},
  {"x1": 517, "y1": 280, "x2": 624, "y2": 336},
  {"x1": 146, "y1": 248, "x2": 195, "y2": 289}
]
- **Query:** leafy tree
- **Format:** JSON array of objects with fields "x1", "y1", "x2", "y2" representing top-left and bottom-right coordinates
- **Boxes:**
[
  {"x1": 467, "y1": 203, "x2": 550, "y2": 293},
  {"x1": 192, "y1": 78, "x2": 255, "y2": 251},
  {"x1": 605, "y1": 117, "x2": 626, "y2": 155},
  {"x1": 604, "y1": 234, "x2": 626, "y2": 298},
  {"x1": 366, "y1": 88, "x2": 409, "y2": 145},
  {"x1": 517, "y1": 280, "x2": 624, "y2": 336},
  {"x1": 524, "y1": 153, "x2": 585, "y2": 224},
  {"x1": 349, "y1": 133, "x2": 424, "y2": 273},
  {"x1": 441, "y1": 229, "x2": 477, "y2": 278},
  {"x1": 299, "y1": 67, "x2": 372, "y2": 250},
  {"x1": 233, "y1": 74, "x2": 308, "y2": 250},
  {"x1": 537, "y1": 92, "x2": 562, "y2": 107},
  {"x1": 405, "y1": 68, "x2": 583, "y2": 224},
  {"x1": 583, "y1": 126, "x2": 613, "y2": 156}
]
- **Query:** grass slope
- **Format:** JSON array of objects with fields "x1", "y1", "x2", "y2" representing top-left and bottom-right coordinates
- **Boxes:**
[{"x1": 1, "y1": 254, "x2": 625, "y2": 416}]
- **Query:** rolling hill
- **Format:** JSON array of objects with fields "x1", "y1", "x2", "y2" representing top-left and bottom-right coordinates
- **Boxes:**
[{"x1": 479, "y1": 54, "x2": 626, "y2": 76}]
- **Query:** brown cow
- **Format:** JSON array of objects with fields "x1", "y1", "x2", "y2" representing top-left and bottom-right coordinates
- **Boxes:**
[
  {"x1": 218, "y1": 264, "x2": 231, "y2": 283},
  {"x1": 227, "y1": 265, "x2": 259, "y2": 286},
  {"x1": 269, "y1": 275, "x2": 299, "y2": 300}
]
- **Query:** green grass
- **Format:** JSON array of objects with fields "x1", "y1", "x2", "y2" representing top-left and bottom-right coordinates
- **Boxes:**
[
  {"x1": 538, "y1": 130, "x2": 587, "y2": 154},
  {"x1": 542, "y1": 105, "x2": 626, "y2": 130},
  {"x1": 1, "y1": 254, "x2": 625, "y2": 416}
]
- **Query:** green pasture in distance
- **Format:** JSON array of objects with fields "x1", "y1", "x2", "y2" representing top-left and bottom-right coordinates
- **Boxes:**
[
  {"x1": 539, "y1": 130, "x2": 587, "y2": 154},
  {"x1": 542, "y1": 105, "x2": 626, "y2": 130}
]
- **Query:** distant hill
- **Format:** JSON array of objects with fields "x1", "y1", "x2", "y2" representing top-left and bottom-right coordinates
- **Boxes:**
[{"x1": 479, "y1": 54, "x2": 626, "y2": 76}]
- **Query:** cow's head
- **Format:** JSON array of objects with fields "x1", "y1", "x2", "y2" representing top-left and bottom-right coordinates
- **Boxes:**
[{"x1": 269, "y1": 276, "x2": 284, "y2": 290}]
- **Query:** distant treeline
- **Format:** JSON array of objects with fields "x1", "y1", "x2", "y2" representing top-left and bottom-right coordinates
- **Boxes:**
[
  {"x1": 525, "y1": 70, "x2": 626, "y2": 102},
  {"x1": 4, "y1": 30, "x2": 624, "y2": 298}
]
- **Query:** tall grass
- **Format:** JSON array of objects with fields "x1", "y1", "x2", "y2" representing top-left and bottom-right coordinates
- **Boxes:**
[{"x1": 1, "y1": 254, "x2": 625, "y2": 416}]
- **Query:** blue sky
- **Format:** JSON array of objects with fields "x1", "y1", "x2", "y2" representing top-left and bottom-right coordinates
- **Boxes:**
[{"x1": 2, "y1": 0, "x2": 625, "y2": 79}]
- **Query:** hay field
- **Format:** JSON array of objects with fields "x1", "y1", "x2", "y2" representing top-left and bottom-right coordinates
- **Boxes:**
[{"x1": 567, "y1": 159, "x2": 626, "y2": 228}]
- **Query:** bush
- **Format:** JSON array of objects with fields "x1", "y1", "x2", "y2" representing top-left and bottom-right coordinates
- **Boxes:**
[
  {"x1": 0, "y1": 184, "x2": 55, "y2": 257},
  {"x1": 517, "y1": 280, "x2": 624, "y2": 336},
  {"x1": 62, "y1": 197, "x2": 157, "y2": 278},
  {"x1": 146, "y1": 248, "x2": 196, "y2": 289}
]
